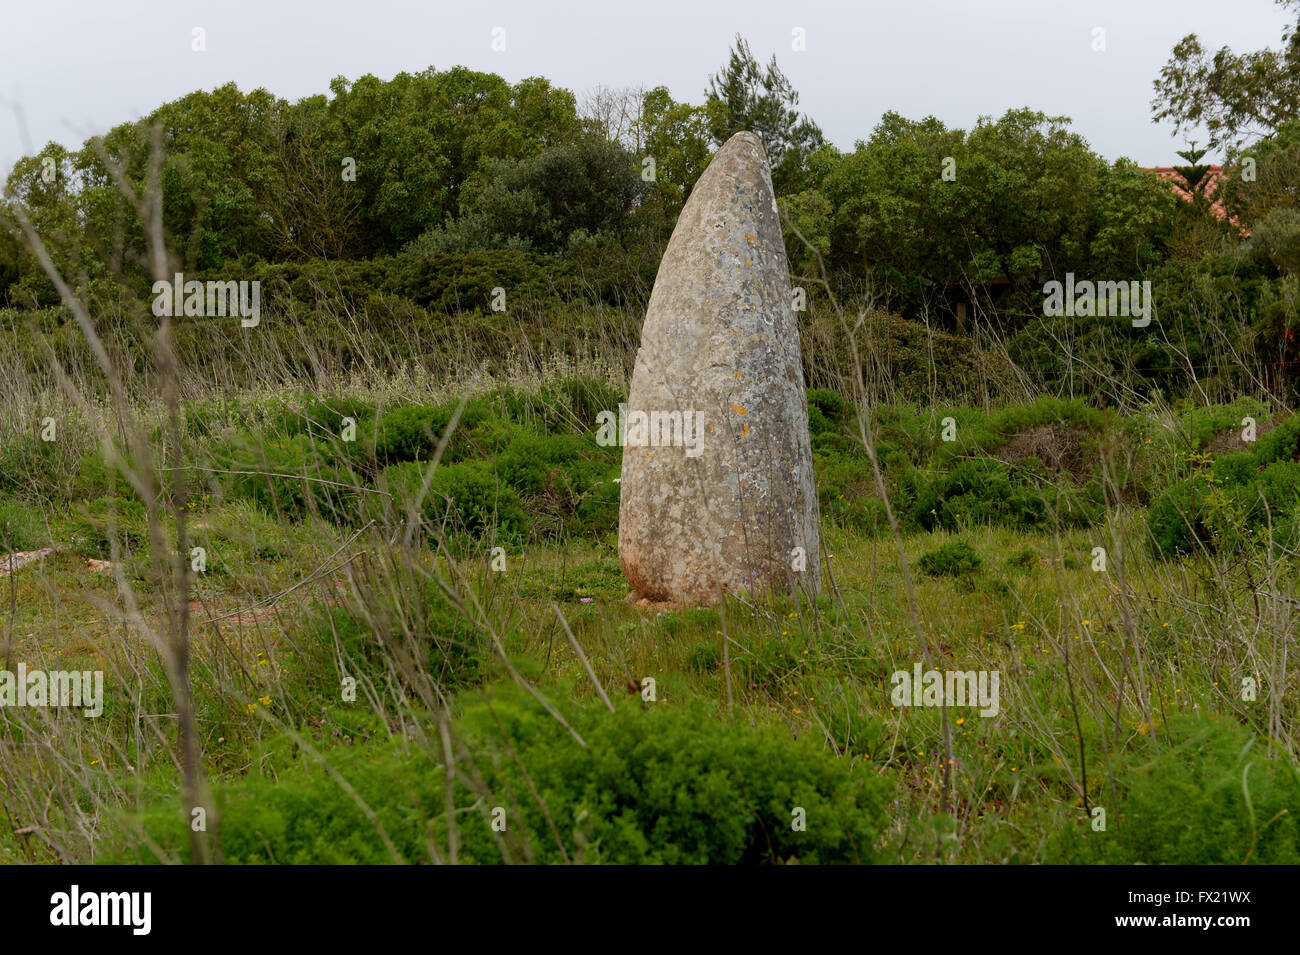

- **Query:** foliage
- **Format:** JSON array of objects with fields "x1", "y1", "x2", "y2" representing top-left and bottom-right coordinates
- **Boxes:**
[
  {"x1": 406, "y1": 138, "x2": 647, "y2": 256},
  {"x1": 1147, "y1": 412, "x2": 1300, "y2": 556},
  {"x1": 1051, "y1": 714, "x2": 1300, "y2": 864},
  {"x1": 704, "y1": 34, "x2": 825, "y2": 190},
  {"x1": 0, "y1": 497, "x2": 45, "y2": 552},
  {"x1": 917, "y1": 539, "x2": 984, "y2": 577},
  {"x1": 104, "y1": 687, "x2": 892, "y2": 864},
  {"x1": 445, "y1": 687, "x2": 892, "y2": 863},
  {"x1": 1151, "y1": 3, "x2": 1300, "y2": 150}
]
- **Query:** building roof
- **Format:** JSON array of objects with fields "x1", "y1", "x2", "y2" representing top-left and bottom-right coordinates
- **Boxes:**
[{"x1": 1146, "y1": 165, "x2": 1249, "y2": 236}]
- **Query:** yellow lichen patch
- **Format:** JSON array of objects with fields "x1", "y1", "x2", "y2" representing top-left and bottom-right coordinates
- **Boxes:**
[{"x1": 730, "y1": 404, "x2": 747, "y2": 415}]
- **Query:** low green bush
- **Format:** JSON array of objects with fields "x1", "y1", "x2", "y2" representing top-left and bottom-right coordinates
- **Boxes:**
[
  {"x1": 816, "y1": 454, "x2": 887, "y2": 532},
  {"x1": 103, "y1": 686, "x2": 892, "y2": 864},
  {"x1": 380, "y1": 459, "x2": 526, "y2": 541},
  {"x1": 0, "y1": 497, "x2": 45, "y2": 551},
  {"x1": 217, "y1": 434, "x2": 366, "y2": 525},
  {"x1": 918, "y1": 539, "x2": 983, "y2": 577},
  {"x1": 374, "y1": 404, "x2": 456, "y2": 464},
  {"x1": 1050, "y1": 714, "x2": 1300, "y2": 864},
  {"x1": 313, "y1": 573, "x2": 484, "y2": 692},
  {"x1": 1147, "y1": 413, "x2": 1300, "y2": 557},
  {"x1": 65, "y1": 495, "x2": 148, "y2": 558},
  {"x1": 807, "y1": 388, "x2": 849, "y2": 437},
  {"x1": 1177, "y1": 397, "x2": 1270, "y2": 450},
  {"x1": 445, "y1": 688, "x2": 892, "y2": 863}
]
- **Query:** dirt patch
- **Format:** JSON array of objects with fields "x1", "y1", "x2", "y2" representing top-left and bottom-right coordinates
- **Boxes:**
[
  {"x1": 1203, "y1": 418, "x2": 1277, "y2": 457},
  {"x1": 991, "y1": 426, "x2": 1095, "y2": 482},
  {"x1": 624, "y1": 591, "x2": 681, "y2": 613},
  {"x1": 0, "y1": 549, "x2": 54, "y2": 577},
  {"x1": 187, "y1": 600, "x2": 284, "y2": 627}
]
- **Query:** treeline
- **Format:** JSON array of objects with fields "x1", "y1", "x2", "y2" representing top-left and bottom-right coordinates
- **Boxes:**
[{"x1": 2, "y1": 32, "x2": 1300, "y2": 399}]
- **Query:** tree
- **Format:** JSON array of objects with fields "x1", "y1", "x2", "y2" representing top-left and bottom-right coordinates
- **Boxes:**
[
  {"x1": 1090, "y1": 159, "x2": 1179, "y2": 274},
  {"x1": 405, "y1": 137, "x2": 646, "y2": 256},
  {"x1": 1221, "y1": 121, "x2": 1300, "y2": 228},
  {"x1": 579, "y1": 85, "x2": 647, "y2": 149},
  {"x1": 635, "y1": 87, "x2": 713, "y2": 216},
  {"x1": 812, "y1": 109, "x2": 1177, "y2": 321},
  {"x1": 705, "y1": 35, "x2": 824, "y2": 190},
  {"x1": 1152, "y1": 1, "x2": 1300, "y2": 150},
  {"x1": 1173, "y1": 145, "x2": 1213, "y2": 196}
]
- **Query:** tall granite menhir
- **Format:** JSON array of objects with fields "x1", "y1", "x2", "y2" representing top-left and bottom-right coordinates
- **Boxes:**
[{"x1": 618, "y1": 131, "x2": 820, "y2": 605}]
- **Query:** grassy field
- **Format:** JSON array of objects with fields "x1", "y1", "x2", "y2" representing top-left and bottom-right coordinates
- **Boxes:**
[{"x1": 1, "y1": 338, "x2": 1296, "y2": 865}]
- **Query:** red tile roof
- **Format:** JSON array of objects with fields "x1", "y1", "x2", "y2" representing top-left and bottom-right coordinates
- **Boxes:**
[{"x1": 1146, "y1": 165, "x2": 1249, "y2": 236}]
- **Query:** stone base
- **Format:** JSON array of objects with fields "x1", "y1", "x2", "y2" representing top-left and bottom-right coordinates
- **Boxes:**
[{"x1": 623, "y1": 591, "x2": 682, "y2": 613}]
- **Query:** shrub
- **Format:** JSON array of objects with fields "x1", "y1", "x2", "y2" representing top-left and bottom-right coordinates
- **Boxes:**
[
  {"x1": 1050, "y1": 714, "x2": 1300, "y2": 864},
  {"x1": 496, "y1": 430, "x2": 578, "y2": 494},
  {"x1": 374, "y1": 404, "x2": 455, "y2": 464},
  {"x1": 273, "y1": 395, "x2": 377, "y2": 441},
  {"x1": 104, "y1": 686, "x2": 892, "y2": 864},
  {"x1": 816, "y1": 454, "x2": 887, "y2": 532},
  {"x1": 918, "y1": 539, "x2": 982, "y2": 577},
  {"x1": 568, "y1": 471, "x2": 621, "y2": 540},
  {"x1": 445, "y1": 688, "x2": 892, "y2": 864},
  {"x1": 495, "y1": 429, "x2": 618, "y2": 540},
  {"x1": 807, "y1": 388, "x2": 849, "y2": 436},
  {"x1": 66, "y1": 495, "x2": 147, "y2": 559},
  {"x1": 906, "y1": 459, "x2": 1046, "y2": 531},
  {"x1": 218, "y1": 434, "x2": 365, "y2": 524},
  {"x1": 1178, "y1": 397, "x2": 1270, "y2": 450},
  {"x1": 538, "y1": 377, "x2": 624, "y2": 434},
  {"x1": 1004, "y1": 546, "x2": 1038, "y2": 570},
  {"x1": 1147, "y1": 475, "x2": 1215, "y2": 557},
  {"x1": 1147, "y1": 414, "x2": 1300, "y2": 557},
  {"x1": 314, "y1": 573, "x2": 484, "y2": 692},
  {"x1": 1252, "y1": 207, "x2": 1300, "y2": 275},
  {"x1": 0, "y1": 498, "x2": 44, "y2": 551},
  {"x1": 106, "y1": 729, "x2": 443, "y2": 864},
  {"x1": 380, "y1": 460, "x2": 526, "y2": 541}
]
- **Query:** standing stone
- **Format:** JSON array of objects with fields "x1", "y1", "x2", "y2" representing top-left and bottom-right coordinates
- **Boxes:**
[{"x1": 618, "y1": 131, "x2": 820, "y2": 605}]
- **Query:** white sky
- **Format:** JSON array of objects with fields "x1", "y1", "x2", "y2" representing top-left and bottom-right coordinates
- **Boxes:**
[{"x1": 0, "y1": 0, "x2": 1293, "y2": 187}]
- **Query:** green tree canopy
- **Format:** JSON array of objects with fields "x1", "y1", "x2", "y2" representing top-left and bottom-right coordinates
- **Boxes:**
[
  {"x1": 1152, "y1": 0, "x2": 1300, "y2": 150},
  {"x1": 705, "y1": 34, "x2": 824, "y2": 190}
]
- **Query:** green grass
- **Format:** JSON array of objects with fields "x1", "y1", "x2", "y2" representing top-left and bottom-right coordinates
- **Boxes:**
[{"x1": 1, "y1": 380, "x2": 1296, "y2": 865}]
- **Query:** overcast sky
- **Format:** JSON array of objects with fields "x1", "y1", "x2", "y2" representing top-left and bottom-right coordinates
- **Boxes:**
[{"x1": 0, "y1": 0, "x2": 1293, "y2": 187}]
